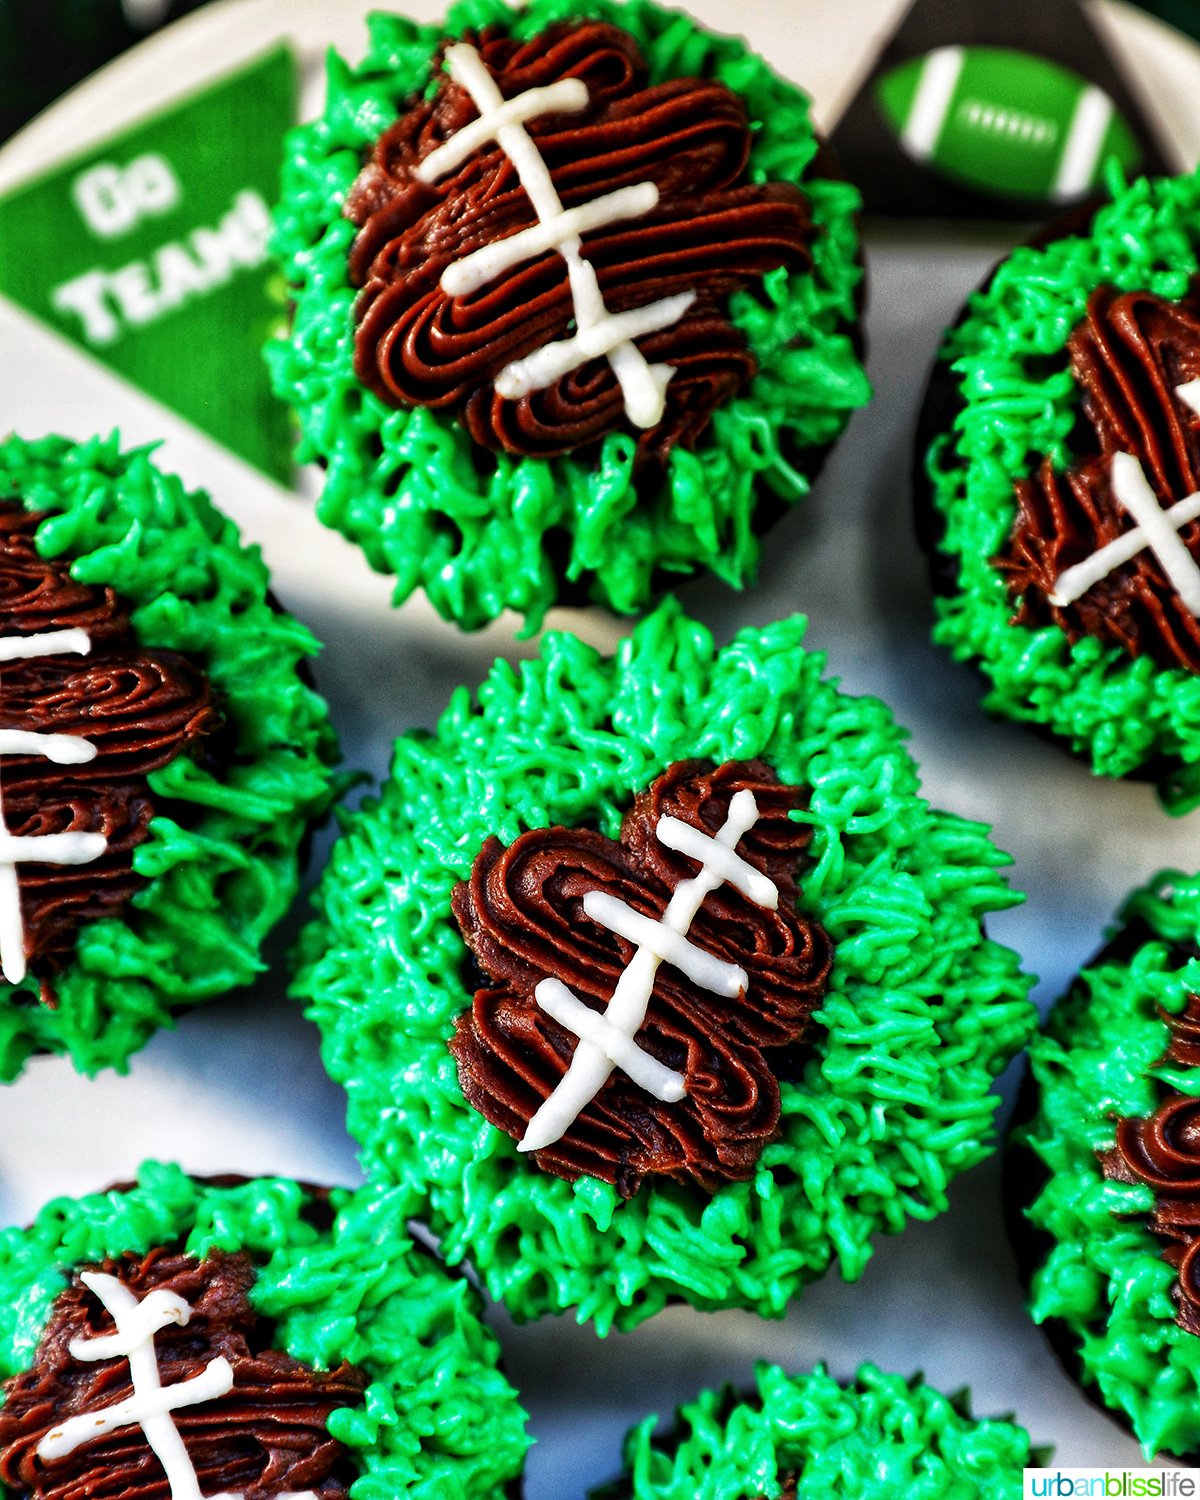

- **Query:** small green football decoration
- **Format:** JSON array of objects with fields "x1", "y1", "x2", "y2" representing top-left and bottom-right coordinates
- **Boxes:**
[{"x1": 875, "y1": 46, "x2": 1140, "y2": 202}]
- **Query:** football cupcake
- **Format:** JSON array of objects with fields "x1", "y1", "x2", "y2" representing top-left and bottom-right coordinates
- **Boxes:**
[
  {"x1": 1009, "y1": 870, "x2": 1200, "y2": 1459},
  {"x1": 0, "y1": 432, "x2": 336, "y2": 1079},
  {"x1": 267, "y1": 0, "x2": 870, "y2": 630},
  {"x1": 590, "y1": 1363, "x2": 1030, "y2": 1500},
  {"x1": 0, "y1": 1163, "x2": 529, "y2": 1499},
  {"x1": 917, "y1": 166, "x2": 1200, "y2": 814},
  {"x1": 294, "y1": 600, "x2": 1035, "y2": 1331}
]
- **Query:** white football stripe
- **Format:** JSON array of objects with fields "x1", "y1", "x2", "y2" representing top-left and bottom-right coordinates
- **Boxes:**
[
  {"x1": 1053, "y1": 85, "x2": 1113, "y2": 201},
  {"x1": 901, "y1": 46, "x2": 965, "y2": 161},
  {"x1": 0, "y1": 730, "x2": 98, "y2": 765},
  {"x1": 495, "y1": 291, "x2": 696, "y2": 409},
  {"x1": 1108, "y1": 452, "x2": 1200, "y2": 615},
  {"x1": 533, "y1": 978, "x2": 686, "y2": 1107},
  {"x1": 35, "y1": 1269, "x2": 321, "y2": 1500},
  {"x1": 38, "y1": 1359, "x2": 234, "y2": 1460},
  {"x1": 0, "y1": 833, "x2": 108, "y2": 864},
  {"x1": 1177, "y1": 378, "x2": 1200, "y2": 417},
  {"x1": 521, "y1": 788, "x2": 771, "y2": 1153},
  {"x1": 1049, "y1": 452, "x2": 1200, "y2": 613},
  {"x1": 37, "y1": 1269, "x2": 237, "y2": 1500},
  {"x1": 656, "y1": 813, "x2": 779, "y2": 910},
  {"x1": 582, "y1": 888, "x2": 748, "y2": 997},
  {"x1": 0, "y1": 625, "x2": 107, "y2": 985},
  {"x1": 0, "y1": 628, "x2": 91, "y2": 662},
  {"x1": 68, "y1": 1286, "x2": 192, "y2": 1361},
  {"x1": 0, "y1": 864, "x2": 24, "y2": 987},
  {"x1": 441, "y1": 182, "x2": 661, "y2": 298},
  {"x1": 415, "y1": 73, "x2": 589, "y2": 184}
]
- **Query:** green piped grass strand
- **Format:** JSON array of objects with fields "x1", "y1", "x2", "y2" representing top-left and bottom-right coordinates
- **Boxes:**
[{"x1": 590, "y1": 1363, "x2": 1030, "y2": 1500}]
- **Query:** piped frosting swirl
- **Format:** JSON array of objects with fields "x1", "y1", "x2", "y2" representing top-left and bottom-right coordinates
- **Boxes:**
[
  {"x1": 345, "y1": 21, "x2": 813, "y2": 466},
  {"x1": 450, "y1": 758, "x2": 832, "y2": 1198}
]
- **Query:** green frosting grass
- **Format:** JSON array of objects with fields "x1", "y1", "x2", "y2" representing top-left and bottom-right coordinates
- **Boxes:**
[
  {"x1": 924, "y1": 167, "x2": 1200, "y2": 814},
  {"x1": 0, "y1": 1163, "x2": 529, "y2": 1500},
  {"x1": 0, "y1": 432, "x2": 337, "y2": 1079},
  {"x1": 267, "y1": 0, "x2": 869, "y2": 631},
  {"x1": 592, "y1": 1363, "x2": 1029, "y2": 1499},
  {"x1": 294, "y1": 600, "x2": 1035, "y2": 1331},
  {"x1": 1016, "y1": 871, "x2": 1200, "y2": 1459}
]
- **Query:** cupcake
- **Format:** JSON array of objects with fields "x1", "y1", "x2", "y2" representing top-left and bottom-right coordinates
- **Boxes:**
[
  {"x1": 0, "y1": 1164, "x2": 528, "y2": 1499},
  {"x1": 267, "y1": 0, "x2": 870, "y2": 631},
  {"x1": 1008, "y1": 870, "x2": 1200, "y2": 1459},
  {"x1": 294, "y1": 600, "x2": 1035, "y2": 1331},
  {"x1": 0, "y1": 432, "x2": 336, "y2": 1079},
  {"x1": 916, "y1": 166, "x2": 1200, "y2": 814},
  {"x1": 590, "y1": 1363, "x2": 1030, "y2": 1500}
]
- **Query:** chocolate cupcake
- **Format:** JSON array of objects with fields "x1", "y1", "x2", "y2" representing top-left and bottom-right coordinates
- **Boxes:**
[
  {"x1": 0, "y1": 1164, "x2": 528, "y2": 1498},
  {"x1": 1009, "y1": 870, "x2": 1200, "y2": 1458},
  {"x1": 915, "y1": 167, "x2": 1200, "y2": 814},
  {"x1": 267, "y1": 0, "x2": 870, "y2": 630},
  {"x1": 590, "y1": 1363, "x2": 1030, "y2": 1499},
  {"x1": 0, "y1": 432, "x2": 337, "y2": 1078},
  {"x1": 293, "y1": 600, "x2": 1035, "y2": 1330}
]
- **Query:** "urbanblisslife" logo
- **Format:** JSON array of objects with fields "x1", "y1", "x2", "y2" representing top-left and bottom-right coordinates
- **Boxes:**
[{"x1": 1025, "y1": 1471, "x2": 1199, "y2": 1497}]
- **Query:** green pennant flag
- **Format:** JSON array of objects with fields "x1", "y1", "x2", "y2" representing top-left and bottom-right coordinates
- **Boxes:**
[{"x1": 0, "y1": 44, "x2": 297, "y2": 484}]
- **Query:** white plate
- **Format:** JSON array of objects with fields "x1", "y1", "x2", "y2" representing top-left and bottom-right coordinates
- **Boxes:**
[{"x1": 2, "y1": 2, "x2": 1200, "y2": 1493}]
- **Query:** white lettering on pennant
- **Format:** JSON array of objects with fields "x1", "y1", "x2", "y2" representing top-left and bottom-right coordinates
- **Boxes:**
[
  {"x1": 51, "y1": 190, "x2": 271, "y2": 347},
  {"x1": 72, "y1": 155, "x2": 181, "y2": 240}
]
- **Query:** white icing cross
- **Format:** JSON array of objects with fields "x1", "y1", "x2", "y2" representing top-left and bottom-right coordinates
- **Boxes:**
[
  {"x1": 35, "y1": 1271, "x2": 318, "y2": 1500},
  {"x1": 0, "y1": 629, "x2": 107, "y2": 986},
  {"x1": 1048, "y1": 382, "x2": 1200, "y2": 614},
  {"x1": 521, "y1": 788, "x2": 779, "y2": 1154},
  {"x1": 417, "y1": 42, "x2": 694, "y2": 429}
]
